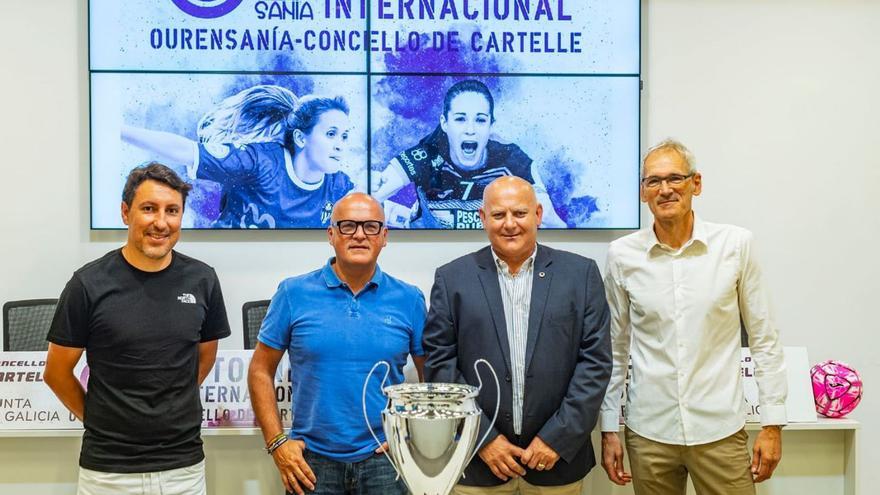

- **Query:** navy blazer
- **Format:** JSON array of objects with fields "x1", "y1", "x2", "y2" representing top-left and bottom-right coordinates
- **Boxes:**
[{"x1": 423, "y1": 245, "x2": 612, "y2": 487}]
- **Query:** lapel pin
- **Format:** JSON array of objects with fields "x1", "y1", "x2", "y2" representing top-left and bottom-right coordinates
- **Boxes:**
[{"x1": 539, "y1": 272, "x2": 546, "y2": 278}]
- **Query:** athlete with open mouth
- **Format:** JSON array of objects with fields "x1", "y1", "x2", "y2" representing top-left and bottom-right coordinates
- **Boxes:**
[{"x1": 374, "y1": 79, "x2": 565, "y2": 229}]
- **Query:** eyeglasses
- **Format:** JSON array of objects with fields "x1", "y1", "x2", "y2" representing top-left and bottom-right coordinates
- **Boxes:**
[
  {"x1": 334, "y1": 220, "x2": 384, "y2": 236},
  {"x1": 641, "y1": 173, "x2": 694, "y2": 189}
]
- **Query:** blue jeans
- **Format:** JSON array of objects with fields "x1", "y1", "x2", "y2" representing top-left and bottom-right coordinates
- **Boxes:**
[{"x1": 287, "y1": 450, "x2": 407, "y2": 495}]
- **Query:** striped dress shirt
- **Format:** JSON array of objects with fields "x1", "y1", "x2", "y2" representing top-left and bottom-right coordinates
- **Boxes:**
[{"x1": 492, "y1": 248, "x2": 537, "y2": 435}]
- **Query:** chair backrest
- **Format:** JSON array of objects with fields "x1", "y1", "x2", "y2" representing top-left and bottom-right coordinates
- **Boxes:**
[
  {"x1": 242, "y1": 300, "x2": 271, "y2": 350},
  {"x1": 3, "y1": 299, "x2": 58, "y2": 351}
]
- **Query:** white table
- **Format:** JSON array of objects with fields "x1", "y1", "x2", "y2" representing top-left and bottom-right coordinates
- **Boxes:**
[{"x1": 0, "y1": 419, "x2": 860, "y2": 495}]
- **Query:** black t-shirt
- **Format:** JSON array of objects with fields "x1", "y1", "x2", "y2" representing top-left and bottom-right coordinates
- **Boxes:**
[{"x1": 47, "y1": 249, "x2": 231, "y2": 473}]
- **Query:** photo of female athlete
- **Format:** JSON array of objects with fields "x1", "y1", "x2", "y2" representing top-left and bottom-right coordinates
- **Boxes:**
[
  {"x1": 122, "y1": 85, "x2": 355, "y2": 228},
  {"x1": 372, "y1": 79, "x2": 565, "y2": 229}
]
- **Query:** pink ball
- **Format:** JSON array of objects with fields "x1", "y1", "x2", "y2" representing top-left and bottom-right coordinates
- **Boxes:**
[{"x1": 810, "y1": 360, "x2": 863, "y2": 418}]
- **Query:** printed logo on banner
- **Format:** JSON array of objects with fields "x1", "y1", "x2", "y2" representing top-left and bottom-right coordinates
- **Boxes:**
[
  {"x1": 171, "y1": 0, "x2": 244, "y2": 19},
  {"x1": 321, "y1": 202, "x2": 333, "y2": 224},
  {"x1": 201, "y1": 350, "x2": 293, "y2": 427}
]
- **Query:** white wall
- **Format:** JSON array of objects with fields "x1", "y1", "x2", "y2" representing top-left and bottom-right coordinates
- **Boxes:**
[{"x1": 1, "y1": 0, "x2": 877, "y2": 493}]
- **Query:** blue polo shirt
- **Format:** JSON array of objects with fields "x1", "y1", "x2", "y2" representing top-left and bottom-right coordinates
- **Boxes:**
[{"x1": 258, "y1": 259, "x2": 426, "y2": 462}]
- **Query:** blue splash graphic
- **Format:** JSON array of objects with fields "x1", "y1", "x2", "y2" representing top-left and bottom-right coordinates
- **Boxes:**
[
  {"x1": 540, "y1": 152, "x2": 600, "y2": 227},
  {"x1": 191, "y1": 69, "x2": 316, "y2": 227},
  {"x1": 370, "y1": 31, "x2": 599, "y2": 225},
  {"x1": 371, "y1": 31, "x2": 507, "y2": 173}
]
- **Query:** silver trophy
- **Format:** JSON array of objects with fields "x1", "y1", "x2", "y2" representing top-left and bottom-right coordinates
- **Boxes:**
[{"x1": 362, "y1": 359, "x2": 499, "y2": 495}]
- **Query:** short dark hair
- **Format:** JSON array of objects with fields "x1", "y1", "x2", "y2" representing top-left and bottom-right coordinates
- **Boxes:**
[
  {"x1": 122, "y1": 162, "x2": 192, "y2": 207},
  {"x1": 285, "y1": 95, "x2": 349, "y2": 138},
  {"x1": 443, "y1": 80, "x2": 495, "y2": 123}
]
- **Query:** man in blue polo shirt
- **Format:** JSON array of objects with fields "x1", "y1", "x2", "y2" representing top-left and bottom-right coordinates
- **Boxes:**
[{"x1": 248, "y1": 192, "x2": 426, "y2": 495}]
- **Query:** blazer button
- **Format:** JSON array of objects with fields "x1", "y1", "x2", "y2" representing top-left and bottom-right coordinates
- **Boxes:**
[
  {"x1": 505, "y1": 413, "x2": 512, "y2": 422},
  {"x1": 505, "y1": 375, "x2": 511, "y2": 382}
]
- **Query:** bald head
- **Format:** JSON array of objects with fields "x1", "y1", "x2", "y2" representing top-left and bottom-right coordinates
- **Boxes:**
[
  {"x1": 481, "y1": 176, "x2": 537, "y2": 211},
  {"x1": 327, "y1": 192, "x2": 388, "y2": 278},
  {"x1": 331, "y1": 192, "x2": 385, "y2": 224},
  {"x1": 479, "y1": 176, "x2": 542, "y2": 271}
]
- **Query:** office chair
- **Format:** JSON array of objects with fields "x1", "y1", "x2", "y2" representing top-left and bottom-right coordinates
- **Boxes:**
[
  {"x1": 3, "y1": 299, "x2": 58, "y2": 351},
  {"x1": 242, "y1": 300, "x2": 271, "y2": 350}
]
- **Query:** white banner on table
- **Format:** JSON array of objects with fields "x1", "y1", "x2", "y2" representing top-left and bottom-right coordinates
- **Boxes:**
[
  {"x1": 6, "y1": 347, "x2": 814, "y2": 430},
  {"x1": 0, "y1": 350, "x2": 293, "y2": 430},
  {"x1": 200, "y1": 350, "x2": 291, "y2": 428},
  {"x1": 0, "y1": 352, "x2": 84, "y2": 429},
  {"x1": 619, "y1": 346, "x2": 816, "y2": 423},
  {"x1": 743, "y1": 346, "x2": 816, "y2": 423}
]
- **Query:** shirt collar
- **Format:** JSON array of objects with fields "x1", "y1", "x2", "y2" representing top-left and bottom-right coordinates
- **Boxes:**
[
  {"x1": 285, "y1": 148, "x2": 324, "y2": 191},
  {"x1": 645, "y1": 213, "x2": 708, "y2": 255},
  {"x1": 491, "y1": 245, "x2": 538, "y2": 275},
  {"x1": 321, "y1": 257, "x2": 383, "y2": 289}
]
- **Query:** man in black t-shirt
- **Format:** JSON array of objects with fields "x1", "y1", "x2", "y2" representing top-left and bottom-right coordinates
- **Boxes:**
[{"x1": 44, "y1": 163, "x2": 231, "y2": 495}]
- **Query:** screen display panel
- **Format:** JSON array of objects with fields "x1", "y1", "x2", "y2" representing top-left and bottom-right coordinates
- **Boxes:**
[{"x1": 90, "y1": 0, "x2": 640, "y2": 229}]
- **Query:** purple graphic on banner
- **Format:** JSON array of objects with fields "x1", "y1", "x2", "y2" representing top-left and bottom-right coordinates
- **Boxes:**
[
  {"x1": 372, "y1": 31, "x2": 507, "y2": 171},
  {"x1": 91, "y1": 1, "x2": 639, "y2": 229},
  {"x1": 171, "y1": 0, "x2": 244, "y2": 19},
  {"x1": 541, "y1": 152, "x2": 601, "y2": 227},
  {"x1": 186, "y1": 72, "x2": 317, "y2": 226},
  {"x1": 79, "y1": 366, "x2": 90, "y2": 390},
  {"x1": 192, "y1": 73, "x2": 317, "y2": 226},
  {"x1": 371, "y1": 33, "x2": 599, "y2": 228},
  {"x1": 119, "y1": 47, "x2": 317, "y2": 226}
]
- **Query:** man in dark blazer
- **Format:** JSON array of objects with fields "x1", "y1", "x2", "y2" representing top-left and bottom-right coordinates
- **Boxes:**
[{"x1": 423, "y1": 176, "x2": 612, "y2": 494}]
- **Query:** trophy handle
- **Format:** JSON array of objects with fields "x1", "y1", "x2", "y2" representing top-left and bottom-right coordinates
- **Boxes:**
[
  {"x1": 362, "y1": 360, "x2": 402, "y2": 479},
  {"x1": 465, "y1": 358, "x2": 501, "y2": 470}
]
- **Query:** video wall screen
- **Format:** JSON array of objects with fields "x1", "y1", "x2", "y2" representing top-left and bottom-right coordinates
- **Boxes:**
[{"x1": 90, "y1": 1, "x2": 640, "y2": 229}]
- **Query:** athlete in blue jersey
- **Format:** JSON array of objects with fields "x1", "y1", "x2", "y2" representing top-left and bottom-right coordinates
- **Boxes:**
[
  {"x1": 196, "y1": 140, "x2": 352, "y2": 228},
  {"x1": 122, "y1": 85, "x2": 355, "y2": 228},
  {"x1": 373, "y1": 80, "x2": 565, "y2": 229}
]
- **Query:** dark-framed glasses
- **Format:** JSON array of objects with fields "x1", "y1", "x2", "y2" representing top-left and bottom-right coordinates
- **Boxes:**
[
  {"x1": 334, "y1": 220, "x2": 384, "y2": 236},
  {"x1": 641, "y1": 173, "x2": 694, "y2": 189}
]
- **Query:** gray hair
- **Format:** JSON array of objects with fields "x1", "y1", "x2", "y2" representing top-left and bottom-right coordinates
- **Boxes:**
[{"x1": 641, "y1": 138, "x2": 697, "y2": 176}]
